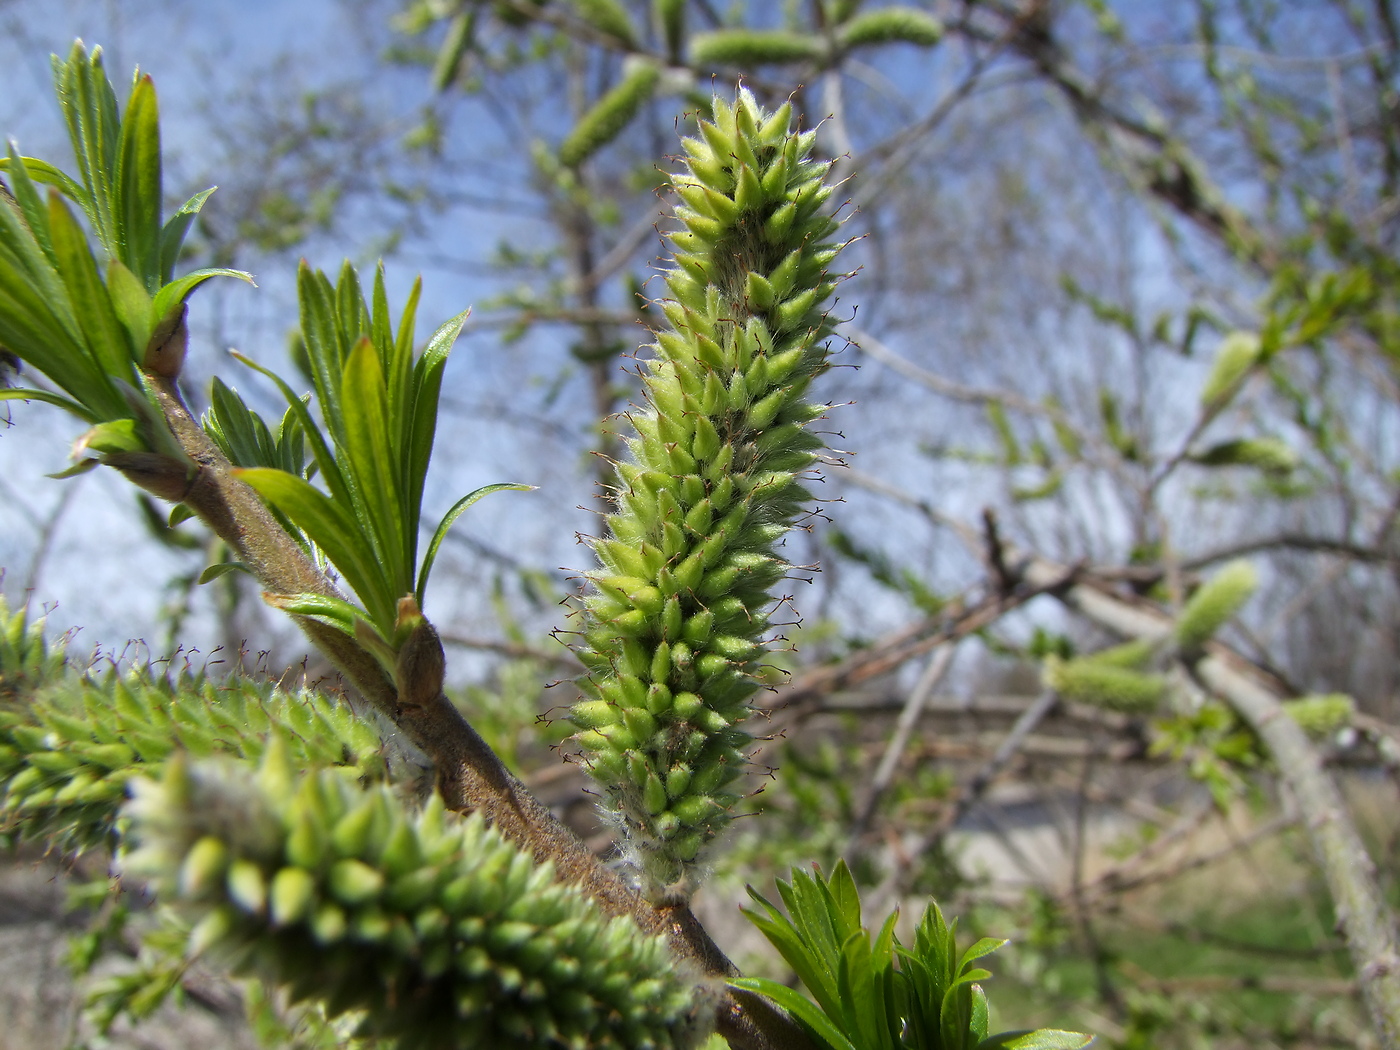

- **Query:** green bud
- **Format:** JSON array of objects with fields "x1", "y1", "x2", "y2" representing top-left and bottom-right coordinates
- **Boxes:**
[
  {"x1": 665, "y1": 765, "x2": 693, "y2": 799},
  {"x1": 643, "y1": 773, "x2": 668, "y2": 815},
  {"x1": 227, "y1": 859, "x2": 268, "y2": 915},
  {"x1": 270, "y1": 866, "x2": 317, "y2": 925},
  {"x1": 572, "y1": 700, "x2": 620, "y2": 730},
  {"x1": 311, "y1": 901, "x2": 347, "y2": 944},
  {"x1": 672, "y1": 794, "x2": 719, "y2": 825},
  {"x1": 622, "y1": 707, "x2": 658, "y2": 742},
  {"x1": 180, "y1": 835, "x2": 230, "y2": 898},
  {"x1": 331, "y1": 800, "x2": 376, "y2": 858},
  {"x1": 682, "y1": 610, "x2": 714, "y2": 647},
  {"x1": 1201, "y1": 331, "x2": 1261, "y2": 406},
  {"x1": 646, "y1": 682, "x2": 674, "y2": 716},
  {"x1": 672, "y1": 692, "x2": 703, "y2": 721},
  {"x1": 661, "y1": 597, "x2": 683, "y2": 638}
]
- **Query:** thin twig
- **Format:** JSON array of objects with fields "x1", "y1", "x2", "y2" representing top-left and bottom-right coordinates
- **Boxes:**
[{"x1": 844, "y1": 643, "x2": 958, "y2": 858}]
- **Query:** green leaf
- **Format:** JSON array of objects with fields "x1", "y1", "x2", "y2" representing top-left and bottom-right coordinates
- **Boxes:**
[
  {"x1": 838, "y1": 932, "x2": 894, "y2": 1050},
  {"x1": 76, "y1": 417, "x2": 144, "y2": 455},
  {"x1": 824, "y1": 860, "x2": 863, "y2": 938},
  {"x1": 417, "y1": 483, "x2": 533, "y2": 607},
  {"x1": 339, "y1": 335, "x2": 404, "y2": 584},
  {"x1": 742, "y1": 890, "x2": 844, "y2": 1023},
  {"x1": 0, "y1": 386, "x2": 99, "y2": 422},
  {"x1": 46, "y1": 456, "x2": 102, "y2": 479},
  {"x1": 260, "y1": 592, "x2": 366, "y2": 638},
  {"x1": 958, "y1": 937, "x2": 1008, "y2": 976},
  {"x1": 106, "y1": 259, "x2": 154, "y2": 356},
  {"x1": 47, "y1": 191, "x2": 132, "y2": 379},
  {"x1": 405, "y1": 307, "x2": 467, "y2": 535},
  {"x1": 1, "y1": 148, "x2": 60, "y2": 271},
  {"x1": 117, "y1": 73, "x2": 161, "y2": 288},
  {"x1": 149, "y1": 267, "x2": 255, "y2": 327},
  {"x1": 53, "y1": 43, "x2": 121, "y2": 255},
  {"x1": 197, "y1": 562, "x2": 252, "y2": 585},
  {"x1": 234, "y1": 467, "x2": 391, "y2": 627},
  {"x1": 206, "y1": 377, "x2": 277, "y2": 468},
  {"x1": 158, "y1": 187, "x2": 214, "y2": 283},
  {"x1": 975, "y1": 1031, "x2": 1093, "y2": 1050},
  {"x1": 727, "y1": 978, "x2": 856, "y2": 1050},
  {"x1": 231, "y1": 350, "x2": 355, "y2": 514},
  {"x1": 0, "y1": 155, "x2": 88, "y2": 214}
]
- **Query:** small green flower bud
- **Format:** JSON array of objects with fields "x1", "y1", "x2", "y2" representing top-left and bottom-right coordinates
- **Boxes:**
[
  {"x1": 646, "y1": 682, "x2": 674, "y2": 716},
  {"x1": 227, "y1": 859, "x2": 268, "y2": 915},
  {"x1": 270, "y1": 866, "x2": 317, "y2": 925},
  {"x1": 180, "y1": 835, "x2": 230, "y2": 898}
]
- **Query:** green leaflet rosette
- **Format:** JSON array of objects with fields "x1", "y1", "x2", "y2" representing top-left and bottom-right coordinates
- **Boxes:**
[
  {"x1": 122, "y1": 753, "x2": 703, "y2": 1050},
  {"x1": 569, "y1": 90, "x2": 846, "y2": 897}
]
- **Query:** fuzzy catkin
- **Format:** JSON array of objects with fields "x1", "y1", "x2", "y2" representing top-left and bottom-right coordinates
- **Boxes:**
[
  {"x1": 1174, "y1": 559, "x2": 1258, "y2": 652},
  {"x1": 569, "y1": 90, "x2": 845, "y2": 896},
  {"x1": 0, "y1": 669, "x2": 388, "y2": 854},
  {"x1": 123, "y1": 753, "x2": 702, "y2": 1050}
]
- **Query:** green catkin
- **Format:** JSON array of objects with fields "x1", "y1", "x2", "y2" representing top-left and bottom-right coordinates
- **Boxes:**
[
  {"x1": 559, "y1": 59, "x2": 662, "y2": 169},
  {"x1": 123, "y1": 755, "x2": 702, "y2": 1050},
  {"x1": 1283, "y1": 693, "x2": 1355, "y2": 738},
  {"x1": 569, "y1": 0, "x2": 639, "y2": 46},
  {"x1": 1191, "y1": 436, "x2": 1298, "y2": 474},
  {"x1": 1083, "y1": 637, "x2": 1157, "y2": 670},
  {"x1": 654, "y1": 0, "x2": 685, "y2": 62},
  {"x1": 688, "y1": 30, "x2": 827, "y2": 67},
  {"x1": 570, "y1": 90, "x2": 846, "y2": 897},
  {"x1": 0, "y1": 665, "x2": 389, "y2": 854},
  {"x1": 1043, "y1": 655, "x2": 1168, "y2": 714},
  {"x1": 837, "y1": 7, "x2": 944, "y2": 49},
  {"x1": 1199, "y1": 331, "x2": 1261, "y2": 407},
  {"x1": 1174, "y1": 559, "x2": 1259, "y2": 651}
]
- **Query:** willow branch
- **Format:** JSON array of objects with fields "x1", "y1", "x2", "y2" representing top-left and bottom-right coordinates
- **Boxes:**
[{"x1": 112, "y1": 377, "x2": 804, "y2": 1050}]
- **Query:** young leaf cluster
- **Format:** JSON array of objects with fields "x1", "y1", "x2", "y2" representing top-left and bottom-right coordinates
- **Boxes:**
[
  {"x1": 123, "y1": 753, "x2": 703, "y2": 1050},
  {"x1": 0, "y1": 42, "x2": 249, "y2": 466},
  {"x1": 732, "y1": 862, "x2": 1089, "y2": 1050},
  {"x1": 569, "y1": 90, "x2": 846, "y2": 894},
  {"x1": 231, "y1": 261, "x2": 527, "y2": 660}
]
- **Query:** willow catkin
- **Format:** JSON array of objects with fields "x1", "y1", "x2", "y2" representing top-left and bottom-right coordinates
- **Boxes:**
[{"x1": 569, "y1": 90, "x2": 847, "y2": 897}]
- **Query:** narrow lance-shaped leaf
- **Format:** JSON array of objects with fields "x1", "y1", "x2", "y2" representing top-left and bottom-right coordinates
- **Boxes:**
[
  {"x1": 234, "y1": 467, "x2": 395, "y2": 631},
  {"x1": 158, "y1": 187, "x2": 215, "y2": 283},
  {"x1": 117, "y1": 73, "x2": 161, "y2": 289},
  {"x1": 417, "y1": 483, "x2": 534, "y2": 608},
  {"x1": 339, "y1": 335, "x2": 405, "y2": 585}
]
